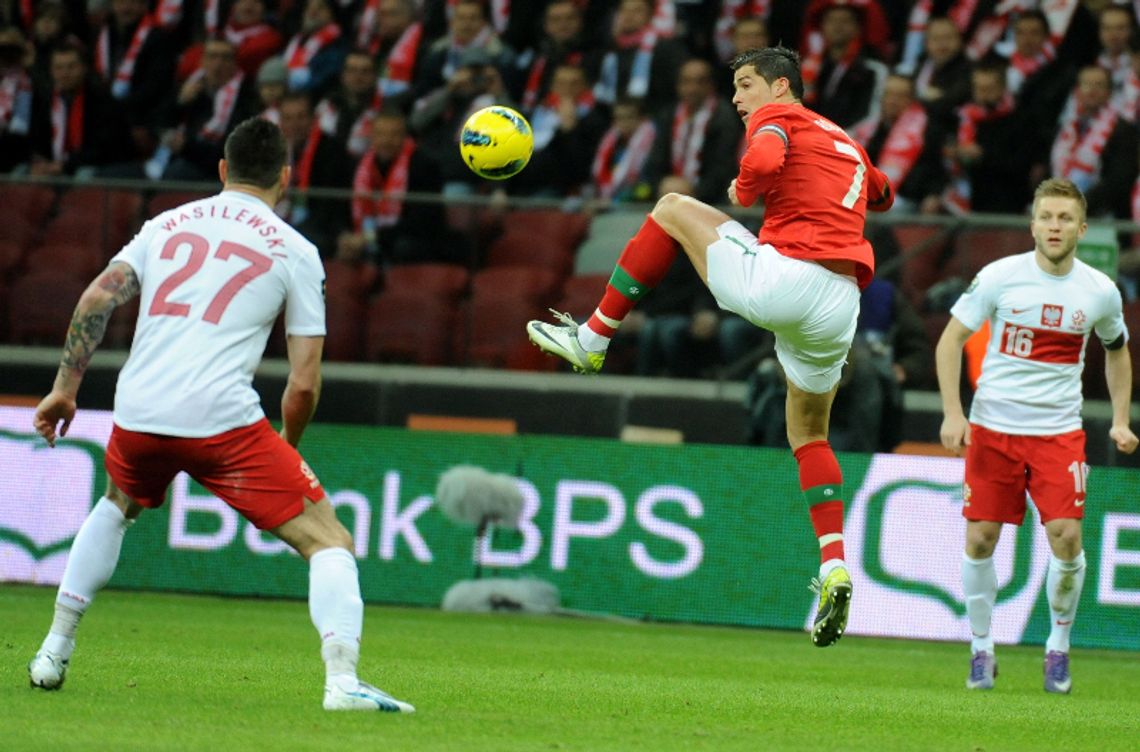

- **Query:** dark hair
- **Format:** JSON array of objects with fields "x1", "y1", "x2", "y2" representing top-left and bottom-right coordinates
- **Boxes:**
[
  {"x1": 1015, "y1": 9, "x2": 1049, "y2": 32},
  {"x1": 730, "y1": 46, "x2": 803, "y2": 100},
  {"x1": 223, "y1": 117, "x2": 287, "y2": 189}
]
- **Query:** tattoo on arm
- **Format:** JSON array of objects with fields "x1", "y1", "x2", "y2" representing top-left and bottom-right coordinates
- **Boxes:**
[{"x1": 57, "y1": 264, "x2": 140, "y2": 386}]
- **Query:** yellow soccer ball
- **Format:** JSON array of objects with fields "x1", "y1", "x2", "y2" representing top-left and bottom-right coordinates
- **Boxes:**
[{"x1": 459, "y1": 106, "x2": 534, "y2": 180}]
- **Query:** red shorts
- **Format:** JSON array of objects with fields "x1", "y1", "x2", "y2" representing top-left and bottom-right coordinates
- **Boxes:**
[
  {"x1": 104, "y1": 418, "x2": 325, "y2": 530},
  {"x1": 963, "y1": 423, "x2": 1086, "y2": 525}
]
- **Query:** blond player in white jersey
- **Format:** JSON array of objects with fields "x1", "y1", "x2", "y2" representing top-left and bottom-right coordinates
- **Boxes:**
[
  {"x1": 936, "y1": 178, "x2": 1138, "y2": 695},
  {"x1": 27, "y1": 118, "x2": 414, "y2": 713}
]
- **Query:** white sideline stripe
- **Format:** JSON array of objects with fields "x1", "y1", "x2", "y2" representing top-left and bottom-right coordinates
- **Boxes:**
[
  {"x1": 818, "y1": 533, "x2": 844, "y2": 548},
  {"x1": 594, "y1": 309, "x2": 621, "y2": 328}
]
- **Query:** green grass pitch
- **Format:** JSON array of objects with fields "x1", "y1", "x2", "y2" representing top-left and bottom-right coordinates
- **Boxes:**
[{"x1": 4, "y1": 584, "x2": 1139, "y2": 751}]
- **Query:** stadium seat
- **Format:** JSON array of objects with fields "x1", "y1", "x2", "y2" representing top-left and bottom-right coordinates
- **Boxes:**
[
  {"x1": 946, "y1": 228, "x2": 1031, "y2": 280},
  {"x1": 575, "y1": 210, "x2": 643, "y2": 275},
  {"x1": 146, "y1": 191, "x2": 211, "y2": 217},
  {"x1": 470, "y1": 266, "x2": 562, "y2": 310},
  {"x1": 25, "y1": 241, "x2": 109, "y2": 281},
  {"x1": 6, "y1": 270, "x2": 87, "y2": 345},
  {"x1": 324, "y1": 259, "x2": 380, "y2": 299},
  {"x1": 554, "y1": 274, "x2": 608, "y2": 320},
  {"x1": 365, "y1": 292, "x2": 455, "y2": 365},
  {"x1": 459, "y1": 295, "x2": 554, "y2": 371},
  {"x1": 484, "y1": 229, "x2": 574, "y2": 279},
  {"x1": 0, "y1": 184, "x2": 56, "y2": 233},
  {"x1": 894, "y1": 224, "x2": 951, "y2": 308},
  {"x1": 383, "y1": 263, "x2": 469, "y2": 301},
  {"x1": 0, "y1": 240, "x2": 26, "y2": 281},
  {"x1": 324, "y1": 294, "x2": 366, "y2": 362},
  {"x1": 51, "y1": 187, "x2": 143, "y2": 254},
  {"x1": 503, "y1": 209, "x2": 590, "y2": 255}
]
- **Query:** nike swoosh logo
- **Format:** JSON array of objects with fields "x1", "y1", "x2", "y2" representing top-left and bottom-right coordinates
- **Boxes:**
[{"x1": 1011, "y1": 308, "x2": 1033, "y2": 314}]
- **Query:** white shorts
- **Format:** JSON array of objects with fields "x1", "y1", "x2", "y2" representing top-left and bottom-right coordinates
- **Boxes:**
[{"x1": 706, "y1": 220, "x2": 860, "y2": 393}]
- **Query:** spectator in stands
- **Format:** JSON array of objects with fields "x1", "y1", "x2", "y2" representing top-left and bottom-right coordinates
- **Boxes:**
[
  {"x1": 0, "y1": 25, "x2": 33, "y2": 172},
  {"x1": 155, "y1": 38, "x2": 262, "y2": 181},
  {"x1": 715, "y1": 15, "x2": 772, "y2": 99},
  {"x1": 357, "y1": 0, "x2": 426, "y2": 112},
  {"x1": 516, "y1": 0, "x2": 600, "y2": 114},
  {"x1": 282, "y1": 0, "x2": 348, "y2": 99},
  {"x1": 912, "y1": 16, "x2": 972, "y2": 127},
  {"x1": 1096, "y1": 4, "x2": 1137, "y2": 118},
  {"x1": 852, "y1": 72, "x2": 947, "y2": 215},
  {"x1": 1012, "y1": 9, "x2": 1079, "y2": 170},
  {"x1": 1051, "y1": 64, "x2": 1140, "y2": 220},
  {"x1": 223, "y1": 0, "x2": 285, "y2": 77},
  {"x1": 509, "y1": 62, "x2": 607, "y2": 198},
  {"x1": 409, "y1": 46, "x2": 516, "y2": 194},
  {"x1": 28, "y1": 1, "x2": 85, "y2": 89},
  {"x1": 94, "y1": 0, "x2": 176, "y2": 157},
  {"x1": 803, "y1": 2, "x2": 887, "y2": 130},
  {"x1": 644, "y1": 58, "x2": 742, "y2": 206},
  {"x1": 256, "y1": 55, "x2": 287, "y2": 123},
  {"x1": 413, "y1": 0, "x2": 515, "y2": 106},
  {"x1": 316, "y1": 49, "x2": 381, "y2": 159},
  {"x1": 588, "y1": 95, "x2": 656, "y2": 204},
  {"x1": 714, "y1": 2, "x2": 771, "y2": 64},
  {"x1": 592, "y1": 0, "x2": 685, "y2": 114},
  {"x1": 278, "y1": 91, "x2": 354, "y2": 255},
  {"x1": 28, "y1": 42, "x2": 130, "y2": 176},
  {"x1": 943, "y1": 60, "x2": 1032, "y2": 215},
  {"x1": 336, "y1": 107, "x2": 445, "y2": 266}
]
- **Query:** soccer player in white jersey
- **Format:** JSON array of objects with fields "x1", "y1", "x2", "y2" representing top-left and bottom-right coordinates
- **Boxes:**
[
  {"x1": 936, "y1": 178, "x2": 1138, "y2": 694},
  {"x1": 27, "y1": 118, "x2": 414, "y2": 713}
]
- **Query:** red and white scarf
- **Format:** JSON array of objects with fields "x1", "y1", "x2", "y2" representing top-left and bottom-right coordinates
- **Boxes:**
[
  {"x1": 714, "y1": 0, "x2": 770, "y2": 62},
  {"x1": 96, "y1": 15, "x2": 154, "y2": 100},
  {"x1": 352, "y1": 138, "x2": 416, "y2": 230},
  {"x1": 260, "y1": 105, "x2": 280, "y2": 125},
  {"x1": 284, "y1": 23, "x2": 342, "y2": 72},
  {"x1": 595, "y1": 27, "x2": 657, "y2": 104},
  {"x1": 529, "y1": 89, "x2": 595, "y2": 149},
  {"x1": 189, "y1": 69, "x2": 245, "y2": 141},
  {"x1": 968, "y1": 0, "x2": 1076, "y2": 62},
  {"x1": 803, "y1": 36, "x2": 862, "y2": 106},
  {"x1": 1051, "y1": 105, "x2": 1119, "y2": 192},
  {"x1": 942, "y1": 92, "x2": 1015, "y2": 213},
  {"x1": 1006, "y1": 40, "x2": 1055, "y2": 95},
  {"x1": 1115, "y1": 68, "x2": 1140, "y2": 123},
  {"x1": 899, "y1": 0, "x2": 982, "y2": 72},
  {"x1": 851, "y1": 102, "x2": 928, "y2": 189},
  {"x1": 379, "y1": 22, "x2": 423, "y2": 96},
  {"x1": 317, "y1": 90, "x2": 383, "y2": 157},
  {"x1": 50, "y1": 90, "x2": 85, "y2": 162},
  {"x1": 592, "y1": 120, "x2": 655, "y2": 200},
  {"x1": 520, "y1": 49, "x2": 584, "y2": 112},
  {"x1": 671, "y1": 97, "x2": 717, "y2": 184}
]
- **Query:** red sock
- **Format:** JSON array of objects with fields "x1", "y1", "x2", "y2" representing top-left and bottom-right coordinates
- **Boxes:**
[
  {"x1": 794, "y1": 440, "x2": 846, "y2": 564},
  {"x1": 585, "y1": 215, "x2": 677, "y2": 338}
]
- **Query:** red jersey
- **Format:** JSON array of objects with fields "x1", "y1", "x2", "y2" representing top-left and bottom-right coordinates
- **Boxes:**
[{"x1": 735, "y1": 103, "x2": 892, "y2": 289}]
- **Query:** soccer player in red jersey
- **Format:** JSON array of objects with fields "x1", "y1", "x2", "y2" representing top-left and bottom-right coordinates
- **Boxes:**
[
  {"x1": 937, "y1": 178, "x2": 1137, "y2": 693},
  {"x1": 27, "y1": 118, "x2": 413, "y2": 712},
  {"x1": 527, "y1": 46, "x2": 893, "y2": 647}
]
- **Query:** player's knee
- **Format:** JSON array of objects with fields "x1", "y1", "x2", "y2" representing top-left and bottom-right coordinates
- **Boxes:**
[
  {"x1": 965, "y1": 529, "x2": 999, "y2": 559},
  {"x1": 650, "y1": 192, "x2": 686, "y2": 223},
  {"x1": 1047, "y1": 522, "x2": 1082, "y2": 559}
]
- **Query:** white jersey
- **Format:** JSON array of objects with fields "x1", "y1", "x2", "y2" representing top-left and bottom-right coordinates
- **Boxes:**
[
  {"x1": 111, "y1": 190, "x2": 326, "y2": 437},
  {"x1": 951, "y1": 251, "x2": 1127, "y2": 435}
]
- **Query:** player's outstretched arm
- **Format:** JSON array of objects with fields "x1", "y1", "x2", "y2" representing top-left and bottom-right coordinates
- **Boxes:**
[
  {"x1": 1105, "y1": 343, "x2": 1138, "y2": 454},
  {"x1": 281, "y1": 334, "x2": 324, "y2": 448},
  {"x1": 935, "y1": 316, "x2": 975, "y2": 454},
  {"x1": 35, "y1": 262, "x2": 140, "y2": 447}
]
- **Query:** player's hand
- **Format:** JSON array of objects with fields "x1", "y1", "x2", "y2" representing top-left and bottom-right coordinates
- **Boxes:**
[
  {"x1": 33, "y1": 390, "x2": 77, "y2": 448},
  {"x1": 727, "y1": 179, "x2": 741, "y2": 207},
  {"x1": 939, "y1": 414, "x2": 971, "y2": 455},
  {"x1": 1109, "y1": 424, "x2": 1139, "y2": 454}
]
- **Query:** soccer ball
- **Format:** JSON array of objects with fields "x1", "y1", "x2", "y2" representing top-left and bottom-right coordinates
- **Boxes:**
[{"x1": 459, "y1": 106, "x2": 534, "y2": 180}]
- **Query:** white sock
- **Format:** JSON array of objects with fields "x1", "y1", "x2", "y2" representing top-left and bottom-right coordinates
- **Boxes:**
[
  {"x1": 45, "y1": 498, "x2": 133, "y2": 659},
  {"x1": 962, "y1": 553, "x2": 997, "y2": 655},
  {"x1": 577, "y1": 316, "x2": 612, "y2": 352},
  {"x1": 819, "y1": 558, "x2": 845, "y2": 578},
  {"x1": 309, "y1": 547, "x2": 363, "y2": 686},
  {"x1": 1046, "y1": 551, "x2": 1086, "y2": 654}
]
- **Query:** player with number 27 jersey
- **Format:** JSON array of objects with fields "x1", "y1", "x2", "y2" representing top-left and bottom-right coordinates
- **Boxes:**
[
  {"x1": 113, "y1": 192, "x2": 326, "y2": 437},
  {"x1": 951, "y1": 252, "x2": 1126, "y2": 435}
]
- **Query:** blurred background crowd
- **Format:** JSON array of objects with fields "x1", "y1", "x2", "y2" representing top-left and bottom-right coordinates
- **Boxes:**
[{"x1": 2, "y1": 0, "x2": 1140, "y2": 452}]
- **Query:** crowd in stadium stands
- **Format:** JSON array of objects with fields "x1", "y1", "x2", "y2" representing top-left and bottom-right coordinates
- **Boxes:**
[{"x1": 2, "y1": 0, "x2": 1140, "y2": 403}]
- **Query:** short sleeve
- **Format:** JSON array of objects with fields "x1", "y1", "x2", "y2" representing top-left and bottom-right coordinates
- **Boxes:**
[
  {"x1": 949, "y1": 265, "x2": 999, "y2": 332},
  {"x1": 110, "y1": 219, "x2": 159, "y2": 280},
  {"x1": 284, "y1": 249, "x2": 327, "y2": 337},
  {"x1": 1093, "y1": 282, "x2": 1127, "y2": 345}
]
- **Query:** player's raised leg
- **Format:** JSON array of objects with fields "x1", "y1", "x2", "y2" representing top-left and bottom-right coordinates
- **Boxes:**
[
  {"x1": 271, "y1": 498, "x2": 414, "y2": 713},
  {"x1": 787, "y1": 384, "x2": 853, "y2": 647},
  {"x1": 527, "y1": 193, "x2": 727, "y2": 373},
  {"x1": 963, "y1": 521, "x2": 1001, "y2": 689},
  {"x1": 29, "y1": 483, "x2": 140, "y2": 690},
  {"x1": 1043, "y1": 519, "x2": 1085, "y2": 694}
]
